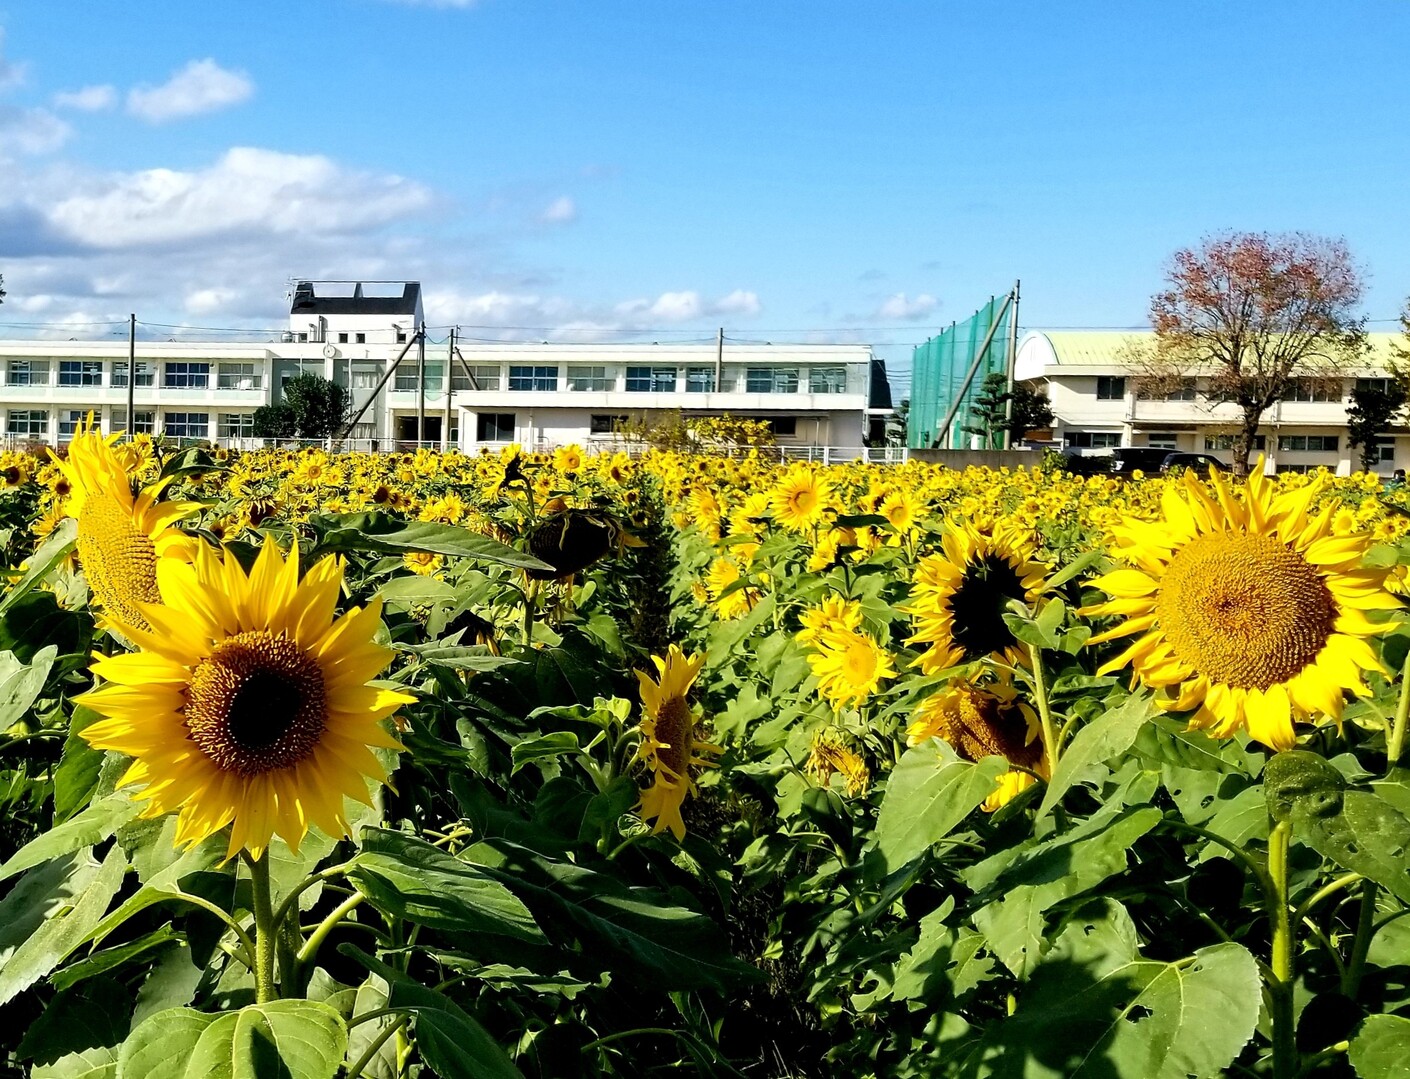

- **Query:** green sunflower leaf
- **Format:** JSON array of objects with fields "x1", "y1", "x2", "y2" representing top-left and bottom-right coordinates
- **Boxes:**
[{"x1": 875, "y1": 740, "x2": 1010, "y2": 870}]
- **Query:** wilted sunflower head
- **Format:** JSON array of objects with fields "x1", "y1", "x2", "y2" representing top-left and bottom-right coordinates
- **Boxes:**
[
  {"x1": 76, "y1": 536, "x2": 414, "y2": 861},
  {"x1": 53, "y1": 414, "x2": 199, "y2": 631},
  {"x1": 806, "y1": 728, "x2": 870, "y2": 796},
  {"x1": 907, "y1": 677, "x2": 1046, "y2": 811},
  {"x1": 1083, "y1": 462, "x2": 1398, "y2": 750},
  {"x1": 635, "y1": 645, "x2": 720, "y2": 839},
  {"x1": 904, "y1": 523, "x2": 1048, "y2": 673}
]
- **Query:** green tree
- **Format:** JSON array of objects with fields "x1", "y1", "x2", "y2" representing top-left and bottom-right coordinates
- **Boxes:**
[
  {"x1": 1007, "y1": 383, "x2": 1054, "y2": 442},
  {"x1": 961, "y1": 372, "x2": 1010, "y2": 449},
  {"x1": 282, "y1": 373, "x2": 350, "y2": 438},
  {"x1": 1346, "y1": 381, "x2": 1407, "y2": 472},
  {"x1": 251, "y1": 403, "x2": 297, "y2": 439}
]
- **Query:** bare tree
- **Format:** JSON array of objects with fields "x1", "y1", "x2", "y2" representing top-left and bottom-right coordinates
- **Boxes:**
[{"x1": 1131, "y1": 232, "x2": 1367, "y2": 475}]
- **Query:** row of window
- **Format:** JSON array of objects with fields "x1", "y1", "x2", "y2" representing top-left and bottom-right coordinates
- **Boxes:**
[
  {"x1": 4, "y1": 409, "x2": 258, "y2": 439},
  {"x1": 399, "y1": 365, "x2": 850, "y2": 395},
  {"x1": 1071, "y1": 431, "x2": 1349, "y2": 453},
  {"x1": 1096, "y1": 375, "x2": 1397, "y2": 404},
  {"x1": 2, "y1": 360, "x2": 264, "y2": 390},
  {"x1": 471, "y1": 412, "x2": 800, "y2": 442}
]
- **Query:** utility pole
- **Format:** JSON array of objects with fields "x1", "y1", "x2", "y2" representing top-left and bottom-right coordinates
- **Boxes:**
[
  {"x1": 126, "y1": 314, "x2": 136, "y2": 440},
  {"x1": 415, "y1": 322, "x2": 426, "y2": 448},
  {"x1": 441, "y1": 327, "x2": 455, "y2": 453},
  {"x1": 1001, "y1": 280, "x2": 1021, "y2": 450},
  {"x1": 714, "y1": 326, "x2": 724, "y2": 391}
]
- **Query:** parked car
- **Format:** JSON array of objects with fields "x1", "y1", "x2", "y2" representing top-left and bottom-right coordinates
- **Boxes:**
[
  {"x1": 1159, "y1": 452, "x2": 1228, "y2": 475},
  {"x1": 1105, "y1": 446, "x2": 1177, "y2": 477}
]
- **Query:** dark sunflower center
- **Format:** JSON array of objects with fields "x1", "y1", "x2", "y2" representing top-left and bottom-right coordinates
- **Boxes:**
[
  {"x1": 653, "y1": 695, "x2": 694, "y2": 779},
  {"x1": 185, "y1": 631, "x2": 328, "y2": 775},
  {"x1": 1155, "y1": 532, "x2": 1337, "y2": 690},
  {"x1": 944, "y1": 691, "x2": 1044, "y2": 770},
  {"x1": 947, "y1": 555, "x2": 1028, "y2": 659}
]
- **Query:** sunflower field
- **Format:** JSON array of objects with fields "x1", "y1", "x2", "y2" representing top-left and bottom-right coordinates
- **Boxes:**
[{"x1": 0, "y1": 427, "x2": 1408, "y2": 1078}]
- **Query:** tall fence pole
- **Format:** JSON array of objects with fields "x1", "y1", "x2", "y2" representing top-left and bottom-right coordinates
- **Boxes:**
[{"x1": 934, "y1": 290, "x2": 1014, "y2": 449}]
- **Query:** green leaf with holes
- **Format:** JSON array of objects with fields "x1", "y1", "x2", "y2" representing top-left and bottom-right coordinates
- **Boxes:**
[{"x1": 115, "y1": 1001, "x2": 346, "y2": 1079}]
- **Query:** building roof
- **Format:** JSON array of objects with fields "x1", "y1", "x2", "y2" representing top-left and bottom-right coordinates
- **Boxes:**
[
  {"x1": 290, "y1": 281, "x2": 421, "y2": 317},
  {"x1": 1016, "y1": 329, "x2": 1403, "y2": 379}
]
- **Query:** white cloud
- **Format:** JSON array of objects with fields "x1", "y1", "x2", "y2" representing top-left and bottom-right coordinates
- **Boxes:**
[
  {"x1": 44, "y1": 147, "x2": 434, "y2": 248},
  {"x1": 649, "y1": 290, "x2": 703, "y2": 321},
  {"x1": 877, "y1": 292, "x2": 938, "y2": 320},
  {"x1": 0, "y1": 106, "x2": 71, "y2": 156},
  {"x1": 184, "y1": 288, "x2": 240, "y2": 315},
  {"x1": 538, "y1": 195, "x2": 577, "y2": 225},
  {"x1": 0, "y1": 31, "x2": 26, "y2": 92},
  {"x1": 53, "y1": 85, "x2": 117, "y2": 112},
  {"x1": 126, "y1": 59, "x2": 253, "y2": 123},
  {"x1": 713, "y1": 288, "x2": 761, "y2": 317}
]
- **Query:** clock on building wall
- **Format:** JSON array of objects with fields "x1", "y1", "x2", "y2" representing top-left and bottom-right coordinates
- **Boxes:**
[{"x1": 323, "y1": 344, "x2": 338, "y2": 358}]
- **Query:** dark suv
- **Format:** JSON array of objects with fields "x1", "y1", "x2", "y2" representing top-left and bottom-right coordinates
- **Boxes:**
[{"x1": 1159, "y1": 452, "x2": 1228, "y2": 475}]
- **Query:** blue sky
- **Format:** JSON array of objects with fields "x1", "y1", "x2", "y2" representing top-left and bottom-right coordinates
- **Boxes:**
[{"x1": 2, "y1": 1, "x2": 1408, "y2": 391}]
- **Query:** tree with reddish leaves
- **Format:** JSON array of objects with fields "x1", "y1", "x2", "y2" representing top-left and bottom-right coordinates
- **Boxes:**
[{"x1": 1138, "y1": 232, "x2": 1367, "y2": 476}]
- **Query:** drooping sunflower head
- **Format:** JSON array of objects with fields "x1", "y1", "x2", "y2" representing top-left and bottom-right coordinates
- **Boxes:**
[
  {"x1": 54, "y1": 414, "x2": 199, "y2": 631},
  {"x1": 771, "y1": 467, "x2": 831, "y2": 533},
  {"x1": 906, "y1": 676, "x2": 1046, "y2": 811},
  {"x1": 806, "y1": 727, "x2": 870, "y2": 796},
  {"x1": 635, "y1": 645, "x2": 720, "y2": 840},
  {"x1": 1082, "y1": 464, "x2": 1398, "y2": 750},
  {"x1": 804, "y1": 626, "x2": 897, "y2": 709},
  {"x1": 904, "y1": 522, "x2": 1048, "y2": 673},
  {"x1": 795, "y1": 595, "x2": 864, "y2": 648},
  {"x1": 76, "y1": 537, "x2": 415, "y2": 861}
]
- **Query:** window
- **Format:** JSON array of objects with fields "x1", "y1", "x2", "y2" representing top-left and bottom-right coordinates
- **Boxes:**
[
  {"x1": 1278, "y1": 435, "x2": 1339, "y2": 452},
  {"x1": 351, "y1": 367, "x2": 381, "y2": 389},
  {"x1": 508, "y1": 366, "x2": 558, "y2": 391},
  {"x1": 395, "y1": 328, "x2": 408, "y2": 344},
  {"x1": 338, "y1": 332, "x2": 349, "y2": 344},
  {"x1": 1095, "y1": 376, "x2": 1126, "y2": 400},
  {"x1": 350, "y1": 422, "x2": 376, "y2": 441},
  {"x1": 8, "y1": 360, "x2": 49, "y2": 386},
  {"x1": 1066, "y1": 431, "x2": 1121, "y2": 448},
  {"x1": 476, "y1": 412, "x2": 515, "y2": 441},
  {"x1": 112, "y1": 361, "x2": 154, "y2": 388},
  {"x1": 1355, "y1": 377, "x2": 1395, "y2": 396},
  {"x1": 164, "y1": 362, "x2": 209, "y2": 388},
  {"x1": 58, "y1": 360, "x2": 103, "y2": 387},
  {"x1": 7, "y1": 410, "x2": 47, "y2": 436},
  {"x1": 568, "y1": 366, "x2": 613, "y2": 391},
  {"x1": 625, "y1": 366, "x2": 677, "y2": 392},
  {"x1": 297, "y1": 332, "x2": 309, "y2": 343},
  {"x1": 685, "y1": 367, "x2": 715, "y2": 393},
  {"x1": 1281, "y1": 378, "x2": 1340, "y2": 403},
  {"x1": 590, "y1": 414, "x2": 628, "y2": 435},
  {"x1": 164, "y1": 412, "x2": 209, "y2": 439},
  {"x1": 394, "y1": 368, "x2": 419, "y2": 391},
  {"x1": 355, "y1": 333, "x2": 366, "y2": 344},
  {"x1": 1378, "y1": 444, "x2": 1396, "y2": 463},
  {"x1": 765, "y1": 416, "x2": 797, "y2": 437},
  {"x1": 746, "y1": 367, "x2": 799, "y2": 393},
  {"x1": 58, "y1": 410, "x2": 87, "y2": 439},
  {"x1": 110, "y1": 409, "x2": 154, "y2": 434},
  {"x1": 1205, "y1": 434, "x2": 1267, "y2": 451},
  {"x1": 1146, "y1": 433, "x2": 1179, "y2": 450},
  {"x1": 218, "y1": 413, "x2": 255, "y2": 438},
  {"x1": 1277, "y1": 464, "x2": 1316, "y2": 475},
  {"x1": 452, "y1": 364, "x2": 500, "y2": 392},
  {"x1": 1164, "y1": 380, "x2": 1196, "y2": 401},
  {"x1": 809, "y1": 367, "x2": 848, "y2": 394},
  {"x1": 217, "y1": 363, "x2": 261, "y2": 390}
]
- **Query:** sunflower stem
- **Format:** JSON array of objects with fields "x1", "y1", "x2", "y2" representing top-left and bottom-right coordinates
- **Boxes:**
[
  {"x1": 1342, "y1": 878, "x2": 1378, "y2": 997},
  {"x1": 1027, "y1": 644, "x2": 1060, "y2": 771},
  {"x1": 295, "y1": 893, "x2": 365, "y2": 991},
  {"x1": 1267, "y1": 819, "x2": 1297, "y2": 1079},
  {"x1": 247, "y1": 851, "x2": 278, "y2": 1004},
  {"x1": 1387, "y1": 643, "x2": 1410, "y2": 772}
]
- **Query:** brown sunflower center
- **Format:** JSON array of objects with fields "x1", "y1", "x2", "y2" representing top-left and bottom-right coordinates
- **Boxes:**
[
  {"x1": 1154, "y1": 531, "x2": 1337, "y2": 689},
  {"x1": 939, "y1": 690, "x2": 1043, "y2": 770},
  {"x1": 653, "y1": 694, "x2": 694, "y2": 779},
  {"x1": 948, "y1": 555, "x2": 1029, "y2": 659},
  {"x1": 77, "y1": 489, "x2": 160, "y2": 629},
  {"x1": 185, "y1": 631, "x2": 328, "y2": 775}
]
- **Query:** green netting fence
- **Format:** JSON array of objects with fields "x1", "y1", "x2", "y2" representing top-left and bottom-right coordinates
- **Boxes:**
[{"x1": 908, "y1": 293, "x2": 1014, "y2": 449}]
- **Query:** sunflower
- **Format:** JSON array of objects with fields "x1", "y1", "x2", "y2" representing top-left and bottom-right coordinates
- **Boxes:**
[
  {"x1": 879, "y1": 489, "x2": 922, "y2": 535},
  {"x1": 553, "y1": 444, "x2": 585, "y2": 474},
  {"x1": 635, "y1": 645, "x2": 721, "y2": 839},
  {"x1": 75, "y1": 537, "x2": 414, "y2": 861},
  {"x1": 704, "y1": 557, "x2": 756, "y2": 620},
  {"x1": 795, "y1": 595, "x2": 863, "y2": 647},
  {"x1": 805, "y1": 728, "x2": 870, "y2": 796},
  {"x1": 906, "y1": 677, "x2": 1047, "y2": 811},
  {"x1": 904, "y1": 523, "x2": 1048, "y2": 673},
  {"x1": 805, "y1": 627, "x2": 897, "y2": 708},
  {"x1": 771, "y1": 466, "x2": 830, "y2": 533},
  {"x1": 1082, "y1": 465, "x2": 1397, "y2": 750},
  {"x1": 55, "y1": 415, "x2": 200, "y2": 631},
  {"x1": 403, "y1": 550, "x2": 444, "y2": 577}
]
